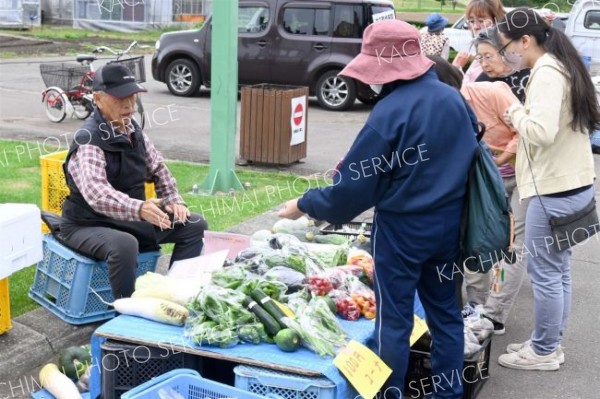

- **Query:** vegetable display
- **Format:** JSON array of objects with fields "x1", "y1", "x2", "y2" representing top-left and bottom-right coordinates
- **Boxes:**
[{"x1": 130, "y1": 219, "x2": 377, "y2": 358}]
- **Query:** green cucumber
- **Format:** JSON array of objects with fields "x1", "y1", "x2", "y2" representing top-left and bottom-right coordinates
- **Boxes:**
[
  {"x1": 242, "y1": 296, "x2": 281, "y2": 336},
  {"x1": 250, "y1": 289, "x2": 288, "y2": 329}
]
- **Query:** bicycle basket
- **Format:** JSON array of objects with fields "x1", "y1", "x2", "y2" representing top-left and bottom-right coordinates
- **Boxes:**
[
  {"x1": 40, "y1": 63, "x2": 91, "y2": 91},
  {"x1": 108, "y1": 56, "x2": 146, "y2": 83}
]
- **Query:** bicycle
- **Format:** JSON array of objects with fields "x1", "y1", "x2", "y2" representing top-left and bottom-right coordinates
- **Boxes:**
[{"x1": 40, "y1": 41, "x2": 148, "y2": 127}]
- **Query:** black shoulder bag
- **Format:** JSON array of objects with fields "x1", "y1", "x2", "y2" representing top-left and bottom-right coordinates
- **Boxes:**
[{"x1": 523, "y1": 142, "x2": 598, "y2": 252}]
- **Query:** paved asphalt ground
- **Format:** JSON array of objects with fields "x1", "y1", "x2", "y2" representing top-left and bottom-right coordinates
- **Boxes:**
[{"x1": 1, "y1": 48, "x2": 600, "y2": 398}]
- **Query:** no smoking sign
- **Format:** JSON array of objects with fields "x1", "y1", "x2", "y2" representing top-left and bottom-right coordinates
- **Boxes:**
[
  {"x1": 290, "y1": 95, "x2": 306, "y2": 145},
  {"x1": 293, "y1": 103, "x2": 304, "y2": 126}
]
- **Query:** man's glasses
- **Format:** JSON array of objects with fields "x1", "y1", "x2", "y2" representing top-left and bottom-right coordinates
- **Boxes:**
[{"x1": 498, "y1": 39, "x2": 514, "y2": 56}]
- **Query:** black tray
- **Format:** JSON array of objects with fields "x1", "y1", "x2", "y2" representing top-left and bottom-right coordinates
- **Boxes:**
[{"x1": 319, "y1": 222, "x2": 372, "y2": 238}]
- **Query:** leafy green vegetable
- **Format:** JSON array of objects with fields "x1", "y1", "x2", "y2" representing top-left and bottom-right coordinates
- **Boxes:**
[
  {"x1": 238, "y1": 324, "x2": 262, "y2": 344},
  {"x1": 282, "y1": 297, "x2": 348, "y2": 357},
  {"x1": 211, "y1": 266, "x2": 249, "y2": 290}
]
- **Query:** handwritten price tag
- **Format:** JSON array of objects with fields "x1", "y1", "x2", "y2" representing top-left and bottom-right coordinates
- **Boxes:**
[
  {"x1": 334, "y1": 340, "x2": 392, "y2": 399},
  {"x1": 410, "y1": 315, "x2": 428, "y2": 347}
]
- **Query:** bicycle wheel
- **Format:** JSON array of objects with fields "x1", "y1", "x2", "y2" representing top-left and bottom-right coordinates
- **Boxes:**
[
  {"x1": 43, "y1": 88, "x2": 67, "y2": 123},
  {"x1": 134, "y1": 96, "x2": 145, "y2": 129},
  {"x1": 72, "y1": 99, "x2": 92, "y2": 120}
]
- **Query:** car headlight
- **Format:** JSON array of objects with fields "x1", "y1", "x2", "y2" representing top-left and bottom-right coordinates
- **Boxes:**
[{"x1": 155, "y1": 40, "x2": 160, "y2": 50}]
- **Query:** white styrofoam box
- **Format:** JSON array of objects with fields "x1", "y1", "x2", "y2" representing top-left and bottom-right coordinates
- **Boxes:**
[{"x1": 0, "y1": 203, "x2": 43, "y2": 279}]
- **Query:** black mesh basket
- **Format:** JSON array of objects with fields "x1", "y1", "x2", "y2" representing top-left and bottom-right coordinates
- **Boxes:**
[
  {"x1": 100, "y1": 340, "x2": 202, "y2": 399},
  {"x1": 109, "y1": 56, "x2": 146, "y2": 83},
  {"x1": 39, "y1": 63, "x2": 91, "y2": 91}
]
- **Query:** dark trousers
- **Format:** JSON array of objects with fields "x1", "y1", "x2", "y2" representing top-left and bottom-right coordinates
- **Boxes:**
[
  {"x1": 61, "y1": 213, "x2": 207, "y2": 298},
  {"x1": 373, "y1": 206, "x2": 464, "y2": 399}
]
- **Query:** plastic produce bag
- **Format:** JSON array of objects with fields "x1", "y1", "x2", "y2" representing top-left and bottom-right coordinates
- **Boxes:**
[
  {"x1": 328, "y1": 289, "x2": 361, "y2": 321},
  {"x1": 282, "y1": 298, "x2": 348, "y2": 357},
  {"x1": 264, "y1": 266, "x2": 306, "y2": 293}
]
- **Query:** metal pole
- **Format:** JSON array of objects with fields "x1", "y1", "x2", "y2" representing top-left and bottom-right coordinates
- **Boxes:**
[{"x1": 199, "y1": 0, "x2": 243, "y2": 194}]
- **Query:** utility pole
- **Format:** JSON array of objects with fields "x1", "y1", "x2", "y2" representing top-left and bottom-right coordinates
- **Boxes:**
[{"x1": 199, "y1": 0, "x2": 244, "y2": 194}]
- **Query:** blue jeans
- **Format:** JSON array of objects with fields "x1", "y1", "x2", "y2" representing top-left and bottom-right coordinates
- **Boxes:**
[
  {"x1": 524, "y1": 187, "x2": 595, "y2": 355},
  {"x1": 373, "y1": 206, "x2": 464, "y2": 399}
]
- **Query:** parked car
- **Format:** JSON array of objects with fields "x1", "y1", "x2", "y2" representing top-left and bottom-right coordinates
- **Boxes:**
[
  {"x1": 445, "y1": 8, "x2": 569, "y2": 54},
  {"x1": 565, "y1": 0, "x2": 600, "y2": 75},
  {"x1": 152, "y1": 0, "x2": 395, "y2": 111}
]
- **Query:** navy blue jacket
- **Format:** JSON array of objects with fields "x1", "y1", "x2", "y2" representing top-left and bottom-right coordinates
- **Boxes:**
[{"x1": 298, "y1": 69, "x2": 478, "y2": 223}]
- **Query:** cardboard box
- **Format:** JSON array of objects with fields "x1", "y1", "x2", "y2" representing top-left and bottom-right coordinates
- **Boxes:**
[{"x1": 0, "y1": 203, "x2": 43, "y2": 279}]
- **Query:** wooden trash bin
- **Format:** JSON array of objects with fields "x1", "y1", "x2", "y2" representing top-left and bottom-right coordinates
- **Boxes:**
[{"x1": 240, "y1": 85, "x2": 308, "y2": 165}]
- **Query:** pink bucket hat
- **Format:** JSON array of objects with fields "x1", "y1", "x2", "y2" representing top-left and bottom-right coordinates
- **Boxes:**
[{"x1": 340, "y1": 19, "x2": 434, "y2": 84}]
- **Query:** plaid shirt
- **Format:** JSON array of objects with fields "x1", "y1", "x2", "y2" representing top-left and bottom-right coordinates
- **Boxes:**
[{"x1": 67, "y1": 129, "x2": 184, "y2": 221}]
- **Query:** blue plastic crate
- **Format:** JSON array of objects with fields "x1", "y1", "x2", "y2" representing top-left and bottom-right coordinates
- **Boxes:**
[
  {"x1": 31, "y1": 390, "x2": 90, "y2": 399},
  {"x1": 234, "y1": 365, "x2": 336, "y2": 399},
  {"x1": 122, "y1": 369, "x2": 272, "y2": 399},
  {"x1": 29, "y1": 235, "x2": 160, "y2": 324}
]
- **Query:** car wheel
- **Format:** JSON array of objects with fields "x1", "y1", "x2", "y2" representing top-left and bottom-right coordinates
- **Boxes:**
[
  {"x1": 315, "y1": 70, "x2": 356, "y2": 111},
  {"x1": 166, "y1": 59, "x2": 201, "y2": 97},
  {"x1": 357, "y1": 94, "x2": 379, "y2": 105}
]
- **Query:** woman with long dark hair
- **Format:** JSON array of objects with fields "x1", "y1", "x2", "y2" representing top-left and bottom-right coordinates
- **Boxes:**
[{"x1": 496, "y1": 8, "x2": 599, "y2": 371}]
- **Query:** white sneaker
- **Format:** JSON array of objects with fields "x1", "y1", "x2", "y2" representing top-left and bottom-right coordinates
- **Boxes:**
[
  {"x1": 499, "y1": 344, "x2": 560, "y2": 371},
  {"x1": 461, "y1": 304, "x2": 476, "y2": 318},
  {"x1": 506, "y1": 340, "x2": 565, "y2": 365}
]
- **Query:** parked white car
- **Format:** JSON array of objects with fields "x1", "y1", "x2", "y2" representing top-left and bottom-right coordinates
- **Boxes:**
[
  {"x1": 444, "y1": 16, "x2": 473, "y2": 54},
  {"x1": 565, "y1": 0, "x2": 600, "y2": 75},
  {"x1": 445, "y1": 8, "x2": 568, "y2": 55}
]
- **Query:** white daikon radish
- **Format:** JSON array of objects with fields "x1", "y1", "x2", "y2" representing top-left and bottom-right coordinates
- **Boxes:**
[
  {"x1": 134, "y1": 272, "x2": 202, "y2": 305},
  {"x1": 112, "y1": 297, "x2": 189, "y2": 326},
  {"x1": 39, "y1": 363, "x2": 82, "y2": 399},
  {"x1": 91, "y1": 289, "x2": 189, "y2": 326}
]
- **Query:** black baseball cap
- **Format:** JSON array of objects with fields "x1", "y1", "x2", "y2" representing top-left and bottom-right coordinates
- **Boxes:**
[{"x1": 93, "y1": 63, "x2": 147, "y2": 98}]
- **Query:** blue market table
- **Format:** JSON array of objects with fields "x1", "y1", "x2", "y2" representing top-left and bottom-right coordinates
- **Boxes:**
[
  {"x1": 88, "y1": 315, "x2": 377, "y2": 399},
  {"x1": 83, "y1": 295, "x2": 424, "y2": 399}
]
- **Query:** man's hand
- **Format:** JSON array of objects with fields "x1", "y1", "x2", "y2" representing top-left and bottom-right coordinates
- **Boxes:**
[
  {"x1": 140, "y1": 199, "x2": 170, "y2": 229},
  {"x1": 452, "y1": 51, "x2": 470, "y2": 69},
  {"x1": 165, "y1": 203, "x2": 190, "y2": 224},
  {"x1": 277, "y1": 199, "x2": 305, "y2": 220}
]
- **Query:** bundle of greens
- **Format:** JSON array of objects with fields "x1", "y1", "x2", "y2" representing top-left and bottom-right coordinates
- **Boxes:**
[
  {"x1": 185, "y1": 285, "x2": 261, "y2": 348},
  {"x1": 282, "y1": 297, "x2": 348, "y2": 357}
]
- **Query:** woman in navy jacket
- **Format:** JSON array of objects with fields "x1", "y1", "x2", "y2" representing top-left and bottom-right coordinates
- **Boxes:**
[{"x1": 279, "y1": 20, "x2": 478, "y2": 399}]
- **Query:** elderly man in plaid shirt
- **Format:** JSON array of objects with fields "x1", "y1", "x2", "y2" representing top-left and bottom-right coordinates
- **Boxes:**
[{"x1": 59, "y1": 64, "x2": 207, "y2": 298}]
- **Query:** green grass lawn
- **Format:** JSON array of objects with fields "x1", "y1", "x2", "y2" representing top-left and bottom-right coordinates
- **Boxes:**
[
  {"x1": 1, "y1": 139, "x2": 315, "y2": 318},
  {"x1": 0, "y1": 25, "x2": 186, "y2": 44},
  {"x1": 394, "y1": 0, "x2": 465, "y2": 13}
]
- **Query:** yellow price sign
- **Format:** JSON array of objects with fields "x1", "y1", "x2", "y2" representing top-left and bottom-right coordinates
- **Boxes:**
[
  {"x1": 410, "y1": 315, "x2": 428, "y2": 347},
  {"x1": 333, "y1": 340, "x2": 392, "y2": 399}
]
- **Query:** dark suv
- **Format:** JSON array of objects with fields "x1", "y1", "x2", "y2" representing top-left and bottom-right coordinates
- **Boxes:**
[{"x1": 151, "y1": 0, "x2": 395, "y2": 111}]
